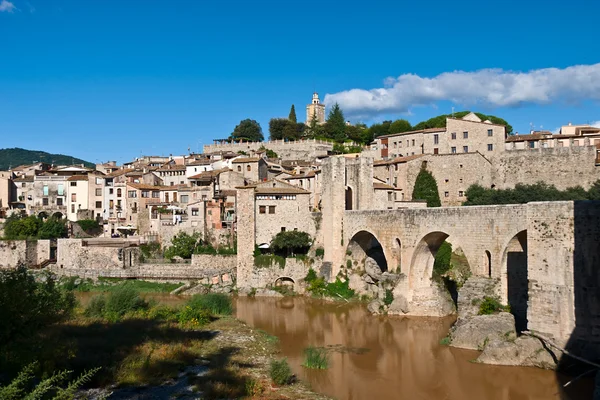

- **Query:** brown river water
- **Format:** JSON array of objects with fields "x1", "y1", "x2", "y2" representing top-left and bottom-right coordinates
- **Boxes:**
[{"x1": 77, "y1": 293, "x2": 589, "y2": 399}]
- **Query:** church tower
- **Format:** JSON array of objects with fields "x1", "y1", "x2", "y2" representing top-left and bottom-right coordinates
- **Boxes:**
[{"x1": 306, "y1": 92, "x2": 326, "y2": 125}]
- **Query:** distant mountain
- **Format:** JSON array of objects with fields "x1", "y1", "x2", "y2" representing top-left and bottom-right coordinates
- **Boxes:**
[{"x1": 0, "y1": 148, "x2": 94, "y2": 171}]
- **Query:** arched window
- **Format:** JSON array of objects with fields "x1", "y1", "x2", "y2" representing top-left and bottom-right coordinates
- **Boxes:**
[
  {"x1": 237, "y1": 165, "x2": 242, "y2": 172},
  {"x1": 247, "y1": 165, "x2": 251, "y2": 172},
  {"x1": 117, "y1": 189, "x2": 122, "y2": 197}
]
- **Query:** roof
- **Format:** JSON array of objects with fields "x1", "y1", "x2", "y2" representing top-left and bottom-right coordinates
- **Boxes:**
[
  {"x1": 187, "y1": 159, "x2": 212, "y2": 166},
  {"x1": 13, "y1": 175, "x2": 34, "y2": 182},
  {"x1": 67, "y1": 175, "x2": 89, "y2": 181},
  {"x1": 156, "y1": 164, "x2": 187, "y2": 171},
  {"x1": 188, "y1": 168, "x2": 229, "y2": 180},
  {"x1": 505, "y1": 133, "x2": 548, "y2": 142},
  {"x1": 374, "y1": 154, "x2": 425, "y2": 166},
  {"x1": 107, "y1": 169, "x2": 129, "y2": 177},
  {"x1": 377, "y1": 127, "x2": 446, "y2": 139},
  {"x1": 283, "y1": 170, "x2": 319, "y2": 180},
  {"x1": 232, "y1": 157, "x2": 260, "y2": 163},
  {"x1": 373, "y1": 182, "x2": 398, "y2": 190},
  {"x1": 255, "y1": 187, "x2": 310, "y2": 195}
]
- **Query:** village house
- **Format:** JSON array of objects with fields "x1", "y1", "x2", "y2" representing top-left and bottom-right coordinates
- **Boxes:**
[
  {"x1": 284, "y1": 169, "x2": 322, "y2": 210},
  {"x1": 373, "y1": 112, "x2": 507, "y2": 160},
  {"x1": 505, "y1": 124, "x2": 600, "y2": 156},
  {"x1": 0, "y1": 171, "x2": 15, "y2": 216},
  {"x1": 231, "y1": 157, "x2": 268, "y2": 184}
]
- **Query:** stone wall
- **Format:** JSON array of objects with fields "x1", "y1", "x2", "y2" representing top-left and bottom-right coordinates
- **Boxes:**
[
  {"x1": 56, "y1": 238, "x2": 140, "y2": 270},
  {"x1": 244, "y1": 257, "x2": 315, "y2": 292},
  {"x1": 494, "y1": 146, "x2": 600, "y2": 190},
  {"x1": 255, "y1": 193, "x2": 313, "y2": 245},
  {"x1": 0, "y1": 239, "x2": 52, "y2": 268},
  {"x1": 191, "y1": 253, "x2": 236, "y2": 269},
  {"x1": 203, "y1": 139, "x2": 333, "y2": 161}
]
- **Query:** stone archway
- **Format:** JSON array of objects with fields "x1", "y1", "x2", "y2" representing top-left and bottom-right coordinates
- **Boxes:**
[
  {"x1": 485, "y1": 250, "x2": 492, "y2": 277},
  {"x1": 274, "y1": 277, "x2": 295, "y2": 287},
  {"x1": 345, "y1": 187, "x2": 353, "y2": 210},
  {"x1": 346, "y1": 230, "x2": 388, "y2": 274},
  {"x1": 501, "y1": 230, "x2": 528, "y2": 332},
  {"x1": 409, "y1": 231, "x2": 449, "y2": 289}
]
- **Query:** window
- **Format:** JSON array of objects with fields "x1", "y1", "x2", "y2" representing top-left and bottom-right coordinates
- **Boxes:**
[
  {"x1": 281, "y1": 227, "x2": 286, "y2": 232},
  {"x1": 487, "y1": 144, "x2": 493, "y2": 151},
  {"x1": 43, "y1": 197, "x2": 49, "y2": 206},
  {"x1": 71, "y1": 193, "x2": 76, "y2": 202},
  {"x1": 487, "y1": 129, "x2": 493, "y2": 137},
  {"x1": 393, "y1": 177, "x2": 397, "y2": 186},
  {"x1": 71, "y1": 204, "x2": 75, "y2": 213},
  {"x1": 95, "y1": 188, "x2": 102, "y2": 196},
  {"x1": 459, "y1": 191, "x2": 464, "y2": 197},
  {"x1": 237, "y1": 165, "x2": 242, "y2": 172},
  {"x1": 259, "y1": 206, "x2": 266, "y2": 214},
  {"x1": 57, "y1": 198, "x2": 63, "y2": 206},
  {"x1": 444, "y1": 192, "x2": 449, "y2": 197},
  {"x1": 57, "y1": 184, "x2": 64, "y2": 196},
  {"x1": 573, "y1": 139, "x2": 580, "y2": 147},
  {"x1": 70, "y1": 181, "x2": 77, "y2": 187},
  {"x1": 96, "y1": 177, "x2": 102, "y2": 184},
  {"x1": 406, "y1": 140, "x2": 409, "y2": 147},
  {"x1": 117, "y1": 189, "x2": 122, "y2": 197},
  {"x1": 109, "y1": 188, "x2": 114, "y2": 195},
  {"x1": 95, "y1": 201, "x2": 102, "y2": 208},
  {"x1": 21, "y1": 183, "x2": 25, "y2": 187},
  {"x1": 393, "y1": 142, "x2": 397, "y2": 148},
  {"x1": 109, "y1": 200, "x2": 114, "y2": 209},
  {"x1": 434, "y1": 148, "x2": 439, "y2": 154},
  {"x1": 128, "y1": 190, "x2": 137, "y2": 198},
  {"x1": 152, "y1": 191, "x2": 159, "y2": 198},
  {"x1": 528, "y1": 141, "x2": 535, "y2": 149},
  {"x1": 412, "y1": 139, "x2": 415, "y2": 146},
  {"x1": 387, "y1": 192, "x2": 393, "y2": 201},
  {"x1": 140, "y1": 190, "x2": 149, "y2": 198},
  {"x1": 247, "y1": 165, "x2": 251, "y2": 172},
  {"x1": 463, "y1": 146, "x2": 469, "y2": 153},
  {"x1": 434, "y1": 134, "x2": 439, "y2": 144},
  {"x1": 459, "y1": 178, "x2": 463, "y2": 183},
  {"x1": 451, "y1": 132, "x2": 456, "y2": 140},
  {"x1": 192, "y1": 208, "x2": 199, "y2": 216},
  {"x1": 43, "y1": 185, "x2": 48, "y2": 196},
  {"x1": 269, "y1": 206, "x2": 275, "y2": 214},
  {"x1": 180, "y1": 195, "x2": 189, "y2": 203},
  {"x1": 463, "y1": 131, "x2": 468, "y2": 139},
  {"x1": 451, "y1": 147, "x2": 456, "y2": 153}
]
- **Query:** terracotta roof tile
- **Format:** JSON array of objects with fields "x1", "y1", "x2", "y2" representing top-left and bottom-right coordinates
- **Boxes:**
[{"x1": 232, "y1": 157, "x2": 260, "y2": 163}]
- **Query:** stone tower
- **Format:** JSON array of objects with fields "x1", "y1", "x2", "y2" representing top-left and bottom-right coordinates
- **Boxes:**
[{"x1": 306, "y1": 92, "x2": 326, "y2": 125}]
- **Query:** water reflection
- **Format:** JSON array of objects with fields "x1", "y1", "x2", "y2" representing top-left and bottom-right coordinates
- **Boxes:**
[{"x1": 236, "y1": 297, "x2": 566, "y2": 400}]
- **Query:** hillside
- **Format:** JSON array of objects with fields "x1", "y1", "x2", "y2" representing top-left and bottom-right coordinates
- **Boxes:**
[{"x1": 0, "y1": 148, "x2": 94, "y2": 171}]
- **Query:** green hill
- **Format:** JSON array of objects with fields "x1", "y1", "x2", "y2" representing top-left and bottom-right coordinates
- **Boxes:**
[{"x1": 0, "y1": 148, "x2": 94, "y2": 171}]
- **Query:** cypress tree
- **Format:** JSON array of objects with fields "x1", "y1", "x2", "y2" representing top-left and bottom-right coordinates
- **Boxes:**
[
  {"x1": 288, "y1": 105, "x2": 297, "y2": 123},
  {"x1": 412, "y1": 164, "x2": 441, "y2": 207}
]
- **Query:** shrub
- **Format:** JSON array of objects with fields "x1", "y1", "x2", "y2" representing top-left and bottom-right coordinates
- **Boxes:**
[
  {"x1": 478, "y1": 296, "x2": 510, "y2": 315},
  {"x1": 139, "y1": 242, "x2": 162, "y2": 260},
  {"x1": 178, "y1": 305, "x2": 211, "y2": 327},
  {"x1": 269, "y1": 359, "x2": 292, "y2": 385},
  {"x1": 147, "y1": 305, "x2": 179, "y2": 322},
  {"x1": 324, "y1": 278, "x2": 355, "y2": 300},
  {"x1": 302, "y1": 347, "x2": 328, "y2": 369},
  {"x1": 383, "y1": 289, "x2": 394, "y2": 306},
  {"x1": 0, "y1": 268, "x2": 75, "y2": 346},
  {"x1": 187, "y1": 293, "x2": 233, "y2": 316},
  {"x1": 164, "y1": 232, "x2": 201, "y2": 260},
  {"x1": 77, "y1": 219, "x2": 99, "y2": 232},
  {"x1": 315, "y1": 247, "x2": 325, "y2": 257},
  {"x1": 104, "y1": 287, "x2": 148, "y2": 319},
  {"x1": 254, "y1": 254, "x2": 286, "y2": 269},
  {"x1": 433, "y1": 241, "x2": 452, "y2": 277},
  {"x1": 84, "y1": 295, "x2": 106, "y2": 318}
]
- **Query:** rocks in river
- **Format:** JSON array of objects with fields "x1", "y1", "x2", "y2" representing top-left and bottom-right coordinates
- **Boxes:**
[
  {"x1": 450, "y1": 312, "x2": 516, "y2": 350},
  {"x1": 367, "y1": 299, "x2": 383, "y2": 315},
  {"x1": 388, "y1": 294, "x2": 409, "y2": 314},
  {"x1": 456, "y1": 276, "x2": 501, "y2": 320},
  {"x1": 477, "y1": 336, "x2": 557, "y2": 369},
  {"x1": 364, "y1": 256, "x2": 382, "y2": 282}
]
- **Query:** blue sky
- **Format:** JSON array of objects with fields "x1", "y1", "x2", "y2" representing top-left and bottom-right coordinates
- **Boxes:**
[{"x1": 1, "y1": 0, "x2": 599, "y2": 164}]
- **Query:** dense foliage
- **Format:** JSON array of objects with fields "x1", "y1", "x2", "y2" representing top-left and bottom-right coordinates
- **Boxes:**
[
  {"x1": 270, "y1": 230, "x2": 312, "y2": 256},
  {"x1": 464, "y1": 181, "x2": 600, "y2": 205},
  {"x1": 164, "y1": 231, "x2": 201, "y2": 259},
  {"x1": 76, "y1": 219, "x2": 100, "y2": 233},
  {"x1": 270, "y1": 358, "x2": 293, "y2": 385},
  {"x1": 230, "y1": 119, "x2": 264, "y2": 142},
  {"x1": 412, "y1": 165, "x2": 441, "y2": 207},
  {"x1": 433, "y1": 241, "x2": 452, "y2": 277},
  {"x1": 3, "y1": 214, "x2": 67, "y2": 240},
  {"x1": 0, "y1": 268, "x2": 75, "y2": 363},
  {"x1": 304, "y1": 269, "x2": 356, "y2": 300},
  {"x1": 268, "y1": 118, "x2": 305, "y2": 141},
  {"x1": 478, "y1": 296, "x2": 511, "y2": 315},
  {"x1": 412, "y1": 111, "x2": 513, "y2": 134},
  {"x1": 0, "y1": 147, "x2": 94, "y2": 171}
]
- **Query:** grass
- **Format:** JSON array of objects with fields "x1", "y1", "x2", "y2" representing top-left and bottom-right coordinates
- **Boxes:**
[
  {"x1": 439, "y1": 336, "x2": 451, "y2": 346},
  {"x1": 60, "y1": 276, "x2": 183, "y2": 294},
  {"x1": 478, "y1": 296, "x2": 511, "y2": 315},
  {"x1": 186, "y1": 293, "x2": 233, "y2": 316},
  {"x1": 302, "y1": 347, "x2": 328, "y2": 370},
  {"x1": 270, "y1": 358, "x2": 293, "y2": 385},
  {"x1": 254, "y1": 254, "x2": 286, "y2": 269},
  {"x1": 304, "y1": 269, "x2": 356, "y2": 301}
]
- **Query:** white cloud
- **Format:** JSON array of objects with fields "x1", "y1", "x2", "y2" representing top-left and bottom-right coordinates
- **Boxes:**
[
  {"x1": 592, "y1": 121, "x2": 600, "y2": 128},
  {"x1": 324, "y1": 64, "x2": 600, "y2": 118},
  {"x1": 0, "y1": 0, "x2": 15, "y2": 12}
]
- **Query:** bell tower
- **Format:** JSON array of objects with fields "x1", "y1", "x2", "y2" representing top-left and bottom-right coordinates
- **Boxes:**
[{"x1": 306, "y1": 92, "x2": 326, "y2": 126}]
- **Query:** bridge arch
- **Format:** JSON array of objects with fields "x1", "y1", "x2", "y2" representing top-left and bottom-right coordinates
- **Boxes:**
[
  {"x1": 346, "y1": 230, "x2": 388, "y2": 273},
  {"x1": 274, "y1": 276, "x2": 295, "y2": 286},
  {"x1": 501, "y1": 230, "x2": 528, "y2": 332},
  {"x1": 409, "y1": 231, "x2": 449, "y2": 289}
]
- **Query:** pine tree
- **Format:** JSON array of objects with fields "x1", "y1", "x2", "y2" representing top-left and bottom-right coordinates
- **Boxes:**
[
  {"x1": 288, "y1": 105, "x2": 297, "y2": 123},
  {"x1": 412, "y1": 163, "x2": 441, "y2": 207},
  {"x1": 324, "y1": 103, "x2": 346, "y2": 142}
]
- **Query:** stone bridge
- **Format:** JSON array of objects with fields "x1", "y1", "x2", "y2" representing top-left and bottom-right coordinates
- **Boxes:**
[{"x1": 321, "y1": 157, "x2": 600, "y2": 352}]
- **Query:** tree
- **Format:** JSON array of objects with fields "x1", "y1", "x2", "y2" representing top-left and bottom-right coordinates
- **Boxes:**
[
  {"x1": 230, "y1": 119, "x2": 264, "y2": 142},
  {"x1": 270, "y1": 231, "x2": 312, "y2": 257},
  {"x1": 3, "y1": 215, "x2": 41, "y2": 240},
  {"x1": 369, "y1": 120, "x2": 392, "y2": 138},
  {"x1": 323, "y1": 103, "x2": 346, "y2": 142},
  {"x1": 288, "y1": 105, "x2": 297, "y2": 123},
  {"x1": 164, "y1": 232, "x2": 202, "y2": 259},
  {"x1": 269, "y1": 118, "x2": 289, "y2": 140},
  {"x1": 305, "y1": 110, "x2": 325, "y2": 138},
  {"x1": 38, "y1": 217, "x2": 67, "y2": 239},
  {"x1": 412, "y1": 164, "x2": 441, "y2": 207},
  {"x1": 389, "y1": 119, "x2": 412, "y2": 134}
]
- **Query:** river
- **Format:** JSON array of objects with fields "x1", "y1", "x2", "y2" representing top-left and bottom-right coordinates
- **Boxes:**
[
  {"x1": 76, "y1": 293, "x2": 587, "y2": 399},
  {"x1": 235, "y1": 296, "x2": 581, "y2": 400}
]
